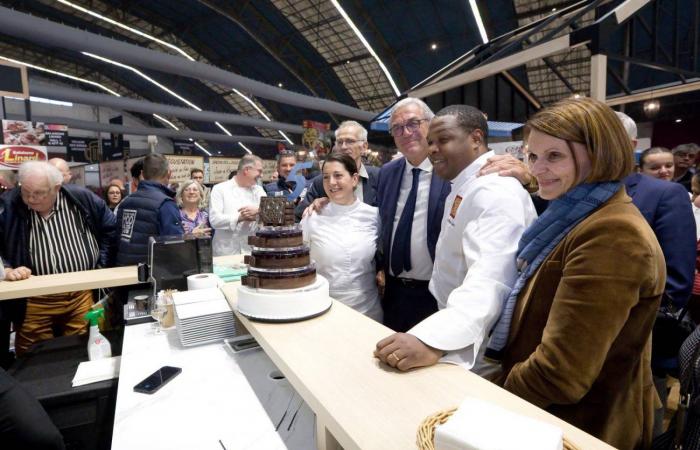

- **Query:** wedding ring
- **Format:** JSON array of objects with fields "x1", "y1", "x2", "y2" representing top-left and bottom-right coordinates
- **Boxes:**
[{"x1": 390, "y1": 352, "x2": 400, "y2": 362}]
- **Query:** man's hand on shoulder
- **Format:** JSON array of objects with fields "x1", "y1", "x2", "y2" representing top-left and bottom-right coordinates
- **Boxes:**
[
  {"x1": 479, "y1": 154, "x2": 536, "y2": 189},
  {"x1": 302, "y1": 197, "x2": 329, "y2": 218},
  {"x1": 374, "y1": 332, "x2": 443, "y2": 371},
  {"x1": 4, "y1": 266, "x2": 32, "y2": 281}
]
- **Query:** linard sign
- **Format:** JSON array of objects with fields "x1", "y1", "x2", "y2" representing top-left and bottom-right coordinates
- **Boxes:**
[{"x1": 0, "y1": 145, "x2": 47, "y2": 169}]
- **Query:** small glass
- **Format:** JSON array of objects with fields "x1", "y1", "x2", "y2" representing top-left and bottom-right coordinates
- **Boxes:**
[{"x1": 149, "y1": 295, "x2": 166, "y2": 334}]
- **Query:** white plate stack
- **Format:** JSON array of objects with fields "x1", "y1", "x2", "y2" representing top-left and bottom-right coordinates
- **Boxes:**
[{"x1": 172, "y1": 288, "x2": 236, "y2": 347}]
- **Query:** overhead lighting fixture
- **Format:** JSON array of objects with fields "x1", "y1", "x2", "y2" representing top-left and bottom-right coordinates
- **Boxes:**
[
  {"x1": 277, "y1": 82, "x2": 283, "y2": 88},
  {"x1": 238, "y1": 142, "x2": 253, "y2": 154},
  {"x1": 330, "y1": 0, "x2": 401, "y2": 96},
  {"x1": 6, "y1": 95, "x2": 73, "y2": 107},
  {"x1": 676, "y1": 118, "x2": 683, "y2": 123},
  {"x1": 430, "y1": 43, "x2": 438, "y2": 51},
  {"x1": 55, "y1": 0, "x2": 195, "y2": 61},
  {"x1": 468, "y1": 0, "x2": 489, "y2": 44},
  {"x1": 194, "y1": 142, "x2": 212, "y2": 156},
  {"x1": 0, "y1": 55, "x2": 121, "y2": 96},
  {"x1": 643, "y1": 99, "x2": 660, "y2": 116},
  {"x1": 552, "y1": 7, "x2": 557, "y2": 12},
  {"x1": 152, "y1": 113, "x2": 180, "y2": 130},
  {"x1": 232, "y1": 88, "x2": 294, "y2": 145}
]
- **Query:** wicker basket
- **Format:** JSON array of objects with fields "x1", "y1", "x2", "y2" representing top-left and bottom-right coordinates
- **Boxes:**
[{"x1": 417, "y1": 407, "x2": 581, "y2": 450}]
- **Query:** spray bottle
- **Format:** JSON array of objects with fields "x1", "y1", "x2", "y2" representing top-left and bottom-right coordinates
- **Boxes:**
[{"x1": 84, "y1": 309, "x2": 112, "y2": 361}]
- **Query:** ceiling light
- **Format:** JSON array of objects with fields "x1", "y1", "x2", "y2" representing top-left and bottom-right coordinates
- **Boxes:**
[
  {"x1": 194, "y1": 142, "x2": 212, "y2": 156},
  {"x1": 643, "y1": 99, "x2": 660, "y2": 116},
  {"x1": 430, "y1": 43, "x2": 438, "y2": 50},
  {"x1": 56, "y1": 0, "x2": 195, "y2": 61},
  {"x1": 153, "y1": 114, "x2": 179, "y2": 130},
  {"x1": 676, "y1": 118, "x2": 682, "y2": 123},
  {"x1": 330, "y1": 0, "x2": 401, "y2": 96},
  {"x1": 277, "y1": 82, "x2": 283, "y2": 88},
  {"x1": 0, "y1": 55, "x2": 121, "y2": 96},
  {"x1": 238, "y1": 143, "x2": 253, "y2": 154},
  {"x1": 552, "y1": 7, "x2": 557, "y2": 12},
  {"x1": 232, "y1": 88, "x2": 294, "y2": 145},
  {"x1": 468, "y1": 0, "x2": 489, "y2": 44}
]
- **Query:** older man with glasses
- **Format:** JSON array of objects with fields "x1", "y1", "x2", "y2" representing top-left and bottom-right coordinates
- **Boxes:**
[
  {"x1": 296, "y1": 121, "x2": 380, "y2": 219},
  {"x1": 672, "y1": 143, "x2": 699, "y2": 192},
  {"x1": 0, "y1": 161, "x2": 117, "y2": 358}
]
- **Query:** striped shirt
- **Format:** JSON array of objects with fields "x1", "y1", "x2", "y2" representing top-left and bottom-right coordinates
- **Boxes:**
[{"x1": 29, "y1": 191, "x2": 100, "y2": 275}]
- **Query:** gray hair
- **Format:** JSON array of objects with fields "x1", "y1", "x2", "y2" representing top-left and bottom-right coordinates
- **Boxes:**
[
  {"x1": 176, "y1": 179, "x2": 205, "y2": 208},
  {"x1": 389, "y1": 97, "x2": 434, "y2": 124},
  {"x1": 673, "y1": 143, "x2": 700, "y2": 154},
  {"x1": 335, "y1": 120, "x2": 368, "y2": 142},
  {"x1": 18, "y1": 161, "x2": 63, "y2": 188},
  {"x1": 142, "y1": 153, "x2": 169, "y2": 180},
  {"x1": 237, "y1": 154, "x2": 263, "y2": 171},
  {"x1": 614, "y1": 111, "x2": 637, "y2": 140}
]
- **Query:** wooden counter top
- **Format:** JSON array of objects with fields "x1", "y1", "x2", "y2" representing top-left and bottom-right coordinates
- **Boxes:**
[
  {"x1": 222, "y1": 283, "x2": 613, "y2": 450},
  {"x1": 0, "y1": 255, "x2": 242, "y2": 301}
]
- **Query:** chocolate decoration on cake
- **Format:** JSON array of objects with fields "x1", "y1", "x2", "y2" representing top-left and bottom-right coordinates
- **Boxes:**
[
  {"x1": 259, "y1": 197, "x2": 295, "y2": 226},
  {"x1": 243, "y1": 246, "x2": 311, "y2": 269},
  {"x1": 242, "y1": 264, "x2": 316, "y2": 289}
]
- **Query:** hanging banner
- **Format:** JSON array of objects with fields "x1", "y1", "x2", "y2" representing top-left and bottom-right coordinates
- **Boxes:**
[
  {"x1": 209, "y1": 157, "x2": 239, "y2": 183},
  {"x1": 302, "y1": 120, "x2": 331, "y2": 157},
  {"x1": 69, "y1": 164, "x2": 86, "y2": 187},
  {"x1": 2, "y1": 120, "x2": 68, "y2": 146},
  {"x1": 99, "y1": 139, "x2": 130, "y2": 160},
  {"x1": 67, "y1": 137, "x2": 89, "y2": 162},
  {"x1": 99, "y1": 160, "x2": 125, "y2": 187},
  {"x1": 164, "y1": 155, "x2": 204, "y2": 183},
  {"x1": 0, "y1": 145, "x2": 47, "y2": 169}
]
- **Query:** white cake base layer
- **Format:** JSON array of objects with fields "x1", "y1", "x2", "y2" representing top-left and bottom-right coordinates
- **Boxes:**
[{"x1": 237, "y1": 275, "x2": 332, "y2": 321}]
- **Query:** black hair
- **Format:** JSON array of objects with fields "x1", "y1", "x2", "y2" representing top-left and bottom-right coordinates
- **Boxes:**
[
  {"x1": 130, "y1": 158, "x2": 144, "y2": 179},
  {"x1": 190, "y1": 168, "x2": 204, "y2": 177},
  {"x1": 323, "y1": 152, "x2": 358, "y2": 176},
  {"x1": 434, "y1": 105, "x2": 489, "y2": 145}
]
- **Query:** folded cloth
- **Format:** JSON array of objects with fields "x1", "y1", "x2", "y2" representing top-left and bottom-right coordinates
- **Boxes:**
[
  {"x1": 435, "y1": 396, "x2": 563, "y2": 450},
  {"x1": 72, "y1": 356, "x2": 121, "y2": 387}
]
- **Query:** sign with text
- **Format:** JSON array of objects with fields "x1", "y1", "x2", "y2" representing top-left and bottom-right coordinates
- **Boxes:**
[
  {"x1": 208, "y1": 157, "x2": 239, "y2": 183},
  {"x1": 99, "y1": 160, "x2": 125, "y2": 188},
  {"x1": 164, "y1": 155, "x2": 204, "y2": 183},
  {"x1": 2, "y1": 121, "x2": 67, "y2": 147},
  {"x1": 68, "y1": 137, "x2": 89, "y2": 162},
  {"x1": 0, "y1": 145, "x2": 47, "y2": 169},
  {"x1": 173, "y1": 140, "x2": 195, "y2": 155},
  {"x1": 262, "y1": 159, "x2": 277, "y2": 182}
]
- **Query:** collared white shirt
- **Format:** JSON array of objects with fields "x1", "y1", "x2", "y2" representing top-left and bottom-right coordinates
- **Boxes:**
[
  {"x1": 355, "y1": 163, "x2": 368, "y2": 203},
  {"x1": 388, "y1": 157, "x2": 434, "y2": 280},
  {"x1": 301, "y1": 198, "x2": 382, "y2": 322},
  {"x1": 209, "y1": 178, "x2": 266, "y2": 256},
  {"x1": 409, "y1": 151, "x2": 538, "y2": 375}
]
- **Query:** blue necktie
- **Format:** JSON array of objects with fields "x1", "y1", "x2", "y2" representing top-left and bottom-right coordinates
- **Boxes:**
[{"x1": 391, "y1": 168, "x2": 421, "y2": 276}]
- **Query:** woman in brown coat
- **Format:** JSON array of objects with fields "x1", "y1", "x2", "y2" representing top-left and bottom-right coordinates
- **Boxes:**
[{"x1": 485, "y1": 97, "x2": 666, "y2": 449}]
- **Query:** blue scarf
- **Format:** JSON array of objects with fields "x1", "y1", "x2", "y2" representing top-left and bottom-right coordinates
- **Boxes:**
[{"x1": 484, "y1": 181, "x2": 621, "y2": 361}]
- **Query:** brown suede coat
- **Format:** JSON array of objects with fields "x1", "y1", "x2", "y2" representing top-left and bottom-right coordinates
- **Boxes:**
[{"x1": 499, "y1": 189, "x2": 665, "y2": 450}]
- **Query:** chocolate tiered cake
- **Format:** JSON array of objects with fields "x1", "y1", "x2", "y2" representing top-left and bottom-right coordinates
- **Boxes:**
[
  {"x1": 241, "y1": 197, "x2": 316, "y2": 289},
  {"x1": 237, "y1": 197, "x2": 330, "y2": 322}
]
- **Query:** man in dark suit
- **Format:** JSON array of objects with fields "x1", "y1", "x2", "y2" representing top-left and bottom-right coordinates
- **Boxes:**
[
  {"x1": 377, "y1": 98, "x2": 451, "y2": 332},
  {"x1": 296, "y1": 121, "x2": 379, "y2": 219}
]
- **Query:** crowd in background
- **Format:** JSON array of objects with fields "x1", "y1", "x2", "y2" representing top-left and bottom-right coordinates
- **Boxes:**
[{"x1": 1, "y1": 96, "x2": 700, "y2": 449}]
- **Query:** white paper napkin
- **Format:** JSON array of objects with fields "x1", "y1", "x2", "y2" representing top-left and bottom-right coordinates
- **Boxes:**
[{"x1": 72, "y1": 356, "x2": 121, "y2": 387}]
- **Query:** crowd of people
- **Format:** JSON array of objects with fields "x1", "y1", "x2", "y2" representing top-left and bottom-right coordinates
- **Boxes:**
[{"x1": 1, "y1": 96, "x2": 699, "y2": 449}]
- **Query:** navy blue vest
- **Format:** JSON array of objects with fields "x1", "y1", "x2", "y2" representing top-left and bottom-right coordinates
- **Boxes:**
[{"x1": 116, "y1": 181, "x2": 174, "y2": 266}]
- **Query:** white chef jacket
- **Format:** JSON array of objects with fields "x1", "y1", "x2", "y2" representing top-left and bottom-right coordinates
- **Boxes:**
[
  {"x1": 408, "y1": 151, "x2": 538, "y2": 375},
  {"x1": 301, "y1": 198, "x2": 383, "y2": 322},
  {"x1": 209, "y1": 178, "x2": 266, "y2": 256}
]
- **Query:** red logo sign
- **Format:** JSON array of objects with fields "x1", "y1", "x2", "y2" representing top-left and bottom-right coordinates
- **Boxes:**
[{"x1": 0, "y1": 145, "x2": 48, "y2": 169}]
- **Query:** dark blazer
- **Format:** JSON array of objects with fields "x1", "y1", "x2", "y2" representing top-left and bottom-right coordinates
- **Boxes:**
[
  {"x1": 295, "y1": 164, "x2": 380, "y2": 219},
  {"x1": 500, "y1": 188, "x2": 664, "y2": 450},
  {"x1": 624, "y1": 173, "x2": 696, "y2": 309},
  {"x1": 375, "y1": 157, "x2": 451, "y2": 272}
]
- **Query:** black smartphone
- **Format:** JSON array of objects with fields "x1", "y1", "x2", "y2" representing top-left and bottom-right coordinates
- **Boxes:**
[{"x1": 133, "y1": 366, "x2": 182, "y2": 394}]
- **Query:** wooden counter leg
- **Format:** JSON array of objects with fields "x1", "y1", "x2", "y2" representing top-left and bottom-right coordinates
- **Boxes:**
[{"x1": 316, "y1": 416, "x2": 342, "y2": 450}]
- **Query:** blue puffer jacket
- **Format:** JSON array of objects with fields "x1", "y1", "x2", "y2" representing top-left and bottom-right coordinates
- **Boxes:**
[
  {"x1": 0, "y1": 184, "x2": 117, "y2": 323},
  {"x1": 115, "y1": 181, "x2": 180, "y2": 266}
]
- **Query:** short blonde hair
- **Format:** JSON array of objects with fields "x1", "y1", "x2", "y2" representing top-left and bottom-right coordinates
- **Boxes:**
[
  {"x1": 176, "y1": 179, "x2": 205, "y2": 208},
  {"x1": 524, "y1": 97, "x2": 633, "y2": 182}
]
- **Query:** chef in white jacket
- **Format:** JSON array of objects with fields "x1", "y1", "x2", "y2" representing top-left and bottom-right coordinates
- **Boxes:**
[
  {"x1": 375, "y1": 105, "x2": 537, "y2": 376},
  {"x1": 209, "y1": 155, "x2": 266, "y2": 256}
]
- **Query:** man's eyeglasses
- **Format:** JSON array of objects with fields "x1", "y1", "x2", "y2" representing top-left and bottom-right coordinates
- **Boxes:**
[
  {"x1": 675, "y1": 151, "x2": 697, "y2": 159},
  {"x1": 390, "y1": 119, "x2": 428, "y2": 137},
  {"x1": 20, "y1": 187, "x2": 51, "y2": 201},
  {"x1": 335, "y1": 138, "x2": 363, "y2": 147}
]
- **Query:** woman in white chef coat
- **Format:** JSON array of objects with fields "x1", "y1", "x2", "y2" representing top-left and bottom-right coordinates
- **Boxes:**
[{"x1": 301, "y1": 153, "x2": 383, "y2": 321}]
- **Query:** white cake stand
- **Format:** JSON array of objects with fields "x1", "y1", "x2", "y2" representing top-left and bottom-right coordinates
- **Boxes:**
[{"x1": 237, "y1": 275, "x2": 331, "y2": 322}]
